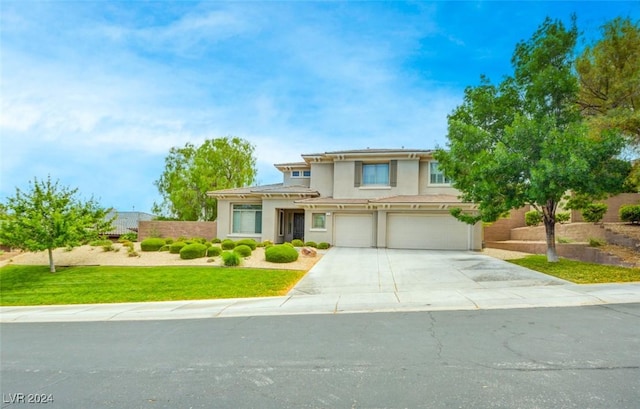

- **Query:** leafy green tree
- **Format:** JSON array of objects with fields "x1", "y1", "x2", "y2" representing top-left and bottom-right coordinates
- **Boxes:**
[
  {"x1": 576, "y1": 17, "x2": 640, "y2": 140},
  {"x1": 153, "y1": 137, "x2": 257, "y2": 221},
  {"x1": 0, "y1": 177, "x2": 113, "y2": 272},
  {"x1": 435, "y1": 17, "x2": 630, "y2": 262}
]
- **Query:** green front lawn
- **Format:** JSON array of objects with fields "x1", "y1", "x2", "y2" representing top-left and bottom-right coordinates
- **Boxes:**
[
  {"x1": 0, "y1": 265, "x2": 306, "y2": 306},
  {"x1": 508, "y1": 255, "x2": 640, "y2": 284}
]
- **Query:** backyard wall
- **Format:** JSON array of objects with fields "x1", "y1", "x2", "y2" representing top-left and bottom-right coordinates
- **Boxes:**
[
  {"x1": 483, "y1": 206, "x2": 530, "y2": 242},
  {"x1": 138, "y1": 221, "x2": 217, "y2": 241},
  {"x1": 571, "y1": 193, "x2": 640, "y2": 223}
]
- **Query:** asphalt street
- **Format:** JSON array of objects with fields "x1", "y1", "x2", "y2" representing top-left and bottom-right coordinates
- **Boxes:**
[{"x1": 2, "y1": 303, "x2": 639, "y2": 409}]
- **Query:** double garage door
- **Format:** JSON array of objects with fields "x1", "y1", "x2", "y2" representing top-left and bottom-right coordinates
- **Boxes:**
[{"x1": 333, "y1": 212, "x2": 470, "y2": 250}]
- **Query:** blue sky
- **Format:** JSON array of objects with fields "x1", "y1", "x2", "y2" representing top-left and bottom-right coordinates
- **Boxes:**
[{"x1": 1, "y1": 1, "x2": 638, "y2": 214}]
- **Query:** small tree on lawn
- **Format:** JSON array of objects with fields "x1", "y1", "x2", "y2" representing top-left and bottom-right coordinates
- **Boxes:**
[
  {"x1": 435, "y1": 17, "x2": 630, "y2": 262},
  {"x1": 0, "y1": 176, "x2": 113, "y2": 272}
]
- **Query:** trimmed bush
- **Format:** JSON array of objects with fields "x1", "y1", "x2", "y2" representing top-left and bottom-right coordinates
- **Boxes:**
[
  {"x1": 233, "y1": 244, "x2": 252, "y2": 257},
  {"x1": 317, "y1": 242, "x2": 330, "y2": 250},
  {"x1": 119, "y1": 232, "x2": 138, "y2": 242},
  {"x1": 620, "y1": 204, "x2": 640, "y2": 224},
  {"x1": 140, "y1": 238, "x2": 166, "y2": 252},
  {"x1": 235, "y1": 238, "x2": 257, "y2": 250},
  {"x1": 265, "y1": 244, "x2": 299, "y2": 263},
  {"x1": 589, "y1": 237, "x2": 606, "y2": 247},
  {"x1": 212, "y1": 238, "x2": 222, "y2": 244},
  {"x1": 180, "y1": 243, "x2": 208, "y2": 260},
  {"x1": 257, "y1": 240, "x2": 273, "y2": 248},
  {"x1": 207, "y1": 246, "x2": 222, "y2": 257},
  {"x1": 190, "y1": 237, "x2": 207, "y2": 244},
  {"x1": 159, "y1": 244, "x2": 171, "y2": 252},
  {"x1": 525, "y1": 210, "x2": 542, "y2": 226},
  {"x1": 304, "y1": 241, "x2": 318, "y2": 248},
  {"x1": 555, "y1": 212, "x2": 570, "y2": 224},
  {"x1": 221, "y1": 239, "x2": 236, "y2": 250},
  {"x1": 165, "y1": 238, "x2": 174, "y2": 245},
  {"x1": 582, "y1": 203, "x2": 608, "y2": 223},
  {"x1": 169, "y1": 242, "x2": 187, "y2": 254},
  {"x1": 222, "y1": 251, "x2": 241, "y2": 266},
  {"x1": 291, "y1": 239, "x2": 304, "y2": 247}
]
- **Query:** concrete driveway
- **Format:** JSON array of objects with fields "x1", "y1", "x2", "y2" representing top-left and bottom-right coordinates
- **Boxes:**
[{"x1": 289, "y1": 247, "x2": 568, "y2": 296}]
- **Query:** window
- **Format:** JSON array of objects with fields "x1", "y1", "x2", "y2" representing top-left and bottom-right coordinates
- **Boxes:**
[
  {"x1": 311, "y1": 213, "x2": 326, "y2": 230},
  {"x1": 232, "y1": 204, "x2": 262, "y2": 234},
  {"x1": 430, "y1": 161, "x2": 451, "y2": 185},
  {"x1": 362, "y1": 163, "x2": 389, "y2": 185},
  {"x1": 292, "y1": 170, "x2": 311, "y2": 178}
]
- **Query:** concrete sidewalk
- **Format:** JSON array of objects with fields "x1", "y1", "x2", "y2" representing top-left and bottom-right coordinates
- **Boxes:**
[{"x1": 2, "y1": 248, "x2": 640, "y2": 323}]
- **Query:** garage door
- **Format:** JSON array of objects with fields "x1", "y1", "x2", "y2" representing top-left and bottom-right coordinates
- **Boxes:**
[
  {"x1": 334, "y1": 213, "x2": 374, "y2": 247},
  {"x1": 387, "y1": 213, "x2": 470, "y2": 250}
]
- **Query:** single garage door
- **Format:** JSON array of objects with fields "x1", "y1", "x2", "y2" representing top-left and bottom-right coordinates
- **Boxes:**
[
  {"x1": 387, "y1": 213, "x2": 470, "y2": 250},
  {"x1": 334, "y1": 213, "x2": 374, "y2": 247}
]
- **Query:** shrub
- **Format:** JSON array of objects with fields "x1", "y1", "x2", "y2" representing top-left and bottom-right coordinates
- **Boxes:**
[
  {"x1": 159, "y1": 244, "x2": 171, "y2": 252},
  {"x1": 140, "y1": 238, "x2": 166, "y2": 251},
  {"x1": 233, "y1": 244, "x2": 252, "y2": 257},
  {"x1": 170, "y1": 242, "x2": 187, "y2": 254},
  {"x1": 265, "y1": 244, "x2": 299, "y2": 263},
  {"x1": 317, "y1": 242, "x2": 331, "y2": 250},
  {"x1": 555, "y1": 212, "x2": 570, "y2": 224},
  {"x1": 128, "y1": 250, "x2": 140, "y2": 257},
  {"x1": 291, "y1": 239, "x2": 304, "y2": 247},
  {"x1": 619, "y1": 204, "x2": 640, "y2": 224},
  {"x1": 222, "y1": 251, "x2": 241, "y2": 266},
  {"x1": 525, "y1": 210, "x2": 542, "y2": 226},
  {"x1": 119, "y1": 232, "x2": 138, "y2": 242},
  {"x1": 102, "y1": 243, "x2": 115, "y2": 252},
  {"x1": 212, "y1": 238, "x2": 222, "y2": 244},
  {"x1": 90, "y1": 239, "x2": 112, "y2": 247},
  {"x1": 589, "y1": 237, "x2": 606, "y2": 247},
  {"x1": 235, "y1": 238, "x2": 257, "y2": 250},
  {"x1": 191, "y1": 237, "x2": 207, "y2": 244},
  {"x1": 180, "y1": 243, "x2": 208, "y2": 260},
  {"x1": 165, "y1": 238, "x2": 174, "y2": 245},
  {"x1": 257, "y1": 240, "x2": 273, "y2": 248},
  {"x1": 221, "y1": 239, "x2": 236, "y2": 250},
  {"x1": 207, "y1": 246, "x2": 222, "y2": 257},
  {"x1": 582, "y1": 203, "x2": 608, "y2": 223},
  {"x1": 304, "y1": 241, "x2": 318, "y2": 248},
  {"x1": 284, "y1": 242, "x2": 294, "y2": 247},
  {"x1": 556, "y1": 237, "x2": 572, "y2": 244}
]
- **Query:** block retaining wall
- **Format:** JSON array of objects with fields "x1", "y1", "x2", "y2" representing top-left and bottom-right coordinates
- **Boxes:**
[{"x1": 138, "y1": 221, "x2": 217, "y2": 241}]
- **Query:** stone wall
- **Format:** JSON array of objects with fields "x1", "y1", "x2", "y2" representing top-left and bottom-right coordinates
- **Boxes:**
[
  {"x1": 138, "y1": 221, "x2": 217, "y2": 241},
  {"x1": 483, "y1": 206, "x2": 530, "y2": 242},
  {"x1": 571, "y1": 193, "x2": 640, "y2": 223},
  {"x1": 485, "y1": 241, "x2": 630, "y2": 267}
]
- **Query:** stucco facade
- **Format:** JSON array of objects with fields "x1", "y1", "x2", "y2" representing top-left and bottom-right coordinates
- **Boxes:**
[{"x1": 209, "y1": 149, "x2": 482, "y2": 250}]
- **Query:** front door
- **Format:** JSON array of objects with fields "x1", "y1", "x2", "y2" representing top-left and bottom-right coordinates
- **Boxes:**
[{"x1": 293, "y1": 213, "x2": 305, "y2": 241}]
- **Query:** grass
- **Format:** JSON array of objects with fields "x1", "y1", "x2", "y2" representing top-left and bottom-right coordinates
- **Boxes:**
[
  {"x1": 508, "y1": 255, "x2": 640, "y2": 284},
  {"x1": 0, "y1": 265, "x2": 306, "y2": 306}
]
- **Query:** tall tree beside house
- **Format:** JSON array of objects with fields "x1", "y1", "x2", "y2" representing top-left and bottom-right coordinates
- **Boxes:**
[
  {"x1": 575, "y1": 17, "x2": 640, "y2": 191},
  {"x1": 0, "y1": 176, "x2": 113, "y2": 273},
  {"x1": 576, "y1": 17, "x2": 640, "y2": 141},
  {"x1": 153, "y1": 137, "x2": 257, "y2": 221},
  {"x1": 435, "y1": 17, "x2": 630, "y2": 262}
]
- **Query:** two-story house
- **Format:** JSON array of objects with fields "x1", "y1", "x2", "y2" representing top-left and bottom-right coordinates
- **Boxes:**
[{"x1": 208, "y1": 149, "x2": 482, "y2": 250}]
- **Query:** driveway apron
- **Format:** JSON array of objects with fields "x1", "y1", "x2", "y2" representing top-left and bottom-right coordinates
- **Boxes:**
[{"x1": 289, "y1": 247, "x2": 568, "y2": 296}]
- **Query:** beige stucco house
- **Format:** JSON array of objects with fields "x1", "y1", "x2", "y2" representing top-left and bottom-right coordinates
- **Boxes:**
[{"x1": 208, "y1": 149, "x2": 482, "y2": 250}]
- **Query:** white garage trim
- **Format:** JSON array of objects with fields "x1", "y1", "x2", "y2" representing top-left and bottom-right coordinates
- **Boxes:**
[
  {"x1": 334, "y1": 213, "x2": 374, "y2": 248},
  {"x1": 387, "y1": 213, "x2": 471, "y2": 250}
]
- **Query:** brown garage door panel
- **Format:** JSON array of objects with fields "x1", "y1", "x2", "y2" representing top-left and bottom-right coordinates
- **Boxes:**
[
  {"x1": 387, "y1": 213, "x2": 469, "y2": 250},
  {"x1": 334, "y1": 213, "x2": 374, "y2": 248}
]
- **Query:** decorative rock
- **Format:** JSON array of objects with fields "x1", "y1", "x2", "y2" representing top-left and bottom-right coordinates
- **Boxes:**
[{"x1": 301, "y1": 247, "x2": 317, "y2": 257}]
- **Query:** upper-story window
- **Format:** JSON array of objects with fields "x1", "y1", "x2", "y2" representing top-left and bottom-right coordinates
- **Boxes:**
[
  {"x1": 354, "y1": 160, "x2": 397, "y2": 187},
  {"x1": 363, "y1": 163, "x2": 389, "y2": 185},
  {"x1": 291, "y1": 170, "x2": 311, "y2": 178},
  {"x1": 429, "y1": 161, "x2": 451, "y2": 185}
]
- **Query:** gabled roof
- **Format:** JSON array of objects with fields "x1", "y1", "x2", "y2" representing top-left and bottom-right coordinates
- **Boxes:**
[
  {"x1": 301, "y1": 148, "x2": 434, "y2": 162},
  {"x1": 105, "y1": 211, "x2": 155, "y2": 236},
  {"x1": 208, "y1": 183, "x2": 319, "y2": 198}
]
